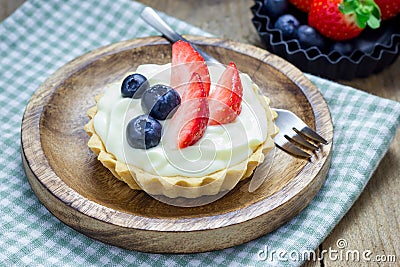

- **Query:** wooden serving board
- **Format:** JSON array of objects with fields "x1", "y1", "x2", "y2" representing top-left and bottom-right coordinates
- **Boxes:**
[{"x1": 21, "y1": 36, "x2": 333, "y2": 253}]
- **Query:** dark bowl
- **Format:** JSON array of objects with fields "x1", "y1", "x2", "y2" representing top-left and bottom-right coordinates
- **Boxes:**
[{"x1": 251, "y1": 0, "x2": 400, "y2": 80}]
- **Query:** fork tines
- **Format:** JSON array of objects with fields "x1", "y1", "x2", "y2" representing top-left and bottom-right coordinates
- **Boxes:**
[{"x1": 273, "y1": 109, "x2": 328, "y2": 159}]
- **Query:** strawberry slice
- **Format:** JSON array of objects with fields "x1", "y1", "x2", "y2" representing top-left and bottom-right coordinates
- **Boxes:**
[
  {"x1": 171, "y1": 40, "x2": 211, "y2": 97},
  {"x1": 167, "y1": 73, "x2": 209, "y2": 149},
  {"x1": 208, "y1": 62, "x2": 243, "y2": 125}
]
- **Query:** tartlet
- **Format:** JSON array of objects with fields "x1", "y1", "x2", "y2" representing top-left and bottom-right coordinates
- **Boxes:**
[
  {"x1": 84, "y1": 81, "x2": 277, "y2": 198},
  {"x1": 84, "y1": 42, "x2": 278, "y2": 199}
]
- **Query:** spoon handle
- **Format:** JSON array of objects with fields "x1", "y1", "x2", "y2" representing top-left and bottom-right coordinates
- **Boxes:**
[
  {"x1": 140, "y1": 7, "x2": 184, "y2": 43},
  {"x1": 140, "y1": 7, "x2": 220, "y2": 64}
]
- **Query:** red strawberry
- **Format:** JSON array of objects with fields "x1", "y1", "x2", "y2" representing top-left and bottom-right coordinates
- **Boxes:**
[
  {"x1": 374, "y1": 0, "x2": 400, "y2": 20},
  {"x1": 309, "y1": 0, "x2": 381, "y2": 41},
  {"x1": 208, "y1": 62, "x2": 243, "y2": 125},
  {"x1": 171, "y1": 40, "x2": 211, "y2": 97},
  {"x1": 167, "y1": 73, "x2": 209, "y2": 149},
  {"x1": 289, "y1": 0, "x2": 312, "y2": 13}
]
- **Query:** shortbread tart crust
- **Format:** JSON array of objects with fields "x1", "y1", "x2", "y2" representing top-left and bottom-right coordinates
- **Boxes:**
[{"x1": 84, "y1": 90, "x2": 278, "y2": 198}]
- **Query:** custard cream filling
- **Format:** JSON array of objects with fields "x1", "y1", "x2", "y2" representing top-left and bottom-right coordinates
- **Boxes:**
[{"x1": 93, "y1": 64, "x2": 269, "y2": 177}]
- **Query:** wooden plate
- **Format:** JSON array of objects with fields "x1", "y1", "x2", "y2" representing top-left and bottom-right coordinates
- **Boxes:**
[{"x1": 21, "y1": 36, "x2": 333, "y2": 253}]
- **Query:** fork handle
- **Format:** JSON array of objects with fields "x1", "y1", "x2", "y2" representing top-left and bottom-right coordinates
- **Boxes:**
[{"x1": 140, "y1": 7, "x2": 220, "y2": 64}]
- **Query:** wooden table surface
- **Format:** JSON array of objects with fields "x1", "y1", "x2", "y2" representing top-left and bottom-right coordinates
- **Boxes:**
[{"x1": 2, "y1": 0, "x2": 399, "y2": 266}]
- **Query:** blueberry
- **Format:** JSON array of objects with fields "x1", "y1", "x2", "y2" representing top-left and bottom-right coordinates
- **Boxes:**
[
  {"x1": 121, "y1": 73, "x2": 149, "y2": 99},
  {"x1": 297, "y1": 25, "x2": 326, "y2": 50},
  {"x1": 274, "y1": 14, "x2": 300, "y2": 40},
  {"x1": 354, "y1": 24, "x2": 394, "y2": 54},
  {"x1": 330, "y1": 42, "x2": 354, "y2": 56},
  {"x1": 141, "y1": 84, "x2": 181, "y2": 120},
  {"x1": 262, "y1": 0, "x2": 289, "y2": 20},
  {"x1": 353, "y1": 38, "x2": 377, "y2": 55},
  {"x1": 126, "y1": 115, "x2": 162, "y2": 149}
]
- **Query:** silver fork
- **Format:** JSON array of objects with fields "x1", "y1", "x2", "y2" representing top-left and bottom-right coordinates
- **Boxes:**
[
  {"x1": 140, "y1": 7, "x2": 328, "y2": 159},
  {"x1": 273, "y1": 109, "x2": 328, "y2": 159}
]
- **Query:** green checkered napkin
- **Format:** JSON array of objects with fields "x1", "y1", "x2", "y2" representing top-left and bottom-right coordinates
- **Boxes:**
[{"x1": 1, "y1": 0, "x2": 399, "y2": 266}]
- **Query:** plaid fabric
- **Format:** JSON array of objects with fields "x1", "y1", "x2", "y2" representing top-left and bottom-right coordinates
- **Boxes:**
[{"x1": 1, "y1": 0, "x2": 399, "y2": 266}]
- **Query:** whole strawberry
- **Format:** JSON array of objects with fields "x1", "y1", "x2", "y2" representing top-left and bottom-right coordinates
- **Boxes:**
[
  {"x1": 374, "y1": 0, "x2": 400, "y2": 20},
  {"x1": 309, "y1": 0, "x2": 381, "y2": 41},
  {"x1": 289, "y1": 0, "x2": 312, "y2": 12}
]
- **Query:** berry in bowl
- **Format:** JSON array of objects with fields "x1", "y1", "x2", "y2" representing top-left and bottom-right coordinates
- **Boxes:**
[{"x1": 251, "y1": 0, "x2": 400, "y2": 80}]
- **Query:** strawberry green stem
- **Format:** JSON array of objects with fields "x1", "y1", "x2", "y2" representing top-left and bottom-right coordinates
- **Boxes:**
[{"x1": 339, "y1": 0, "x2": 381, "y2": 29}]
